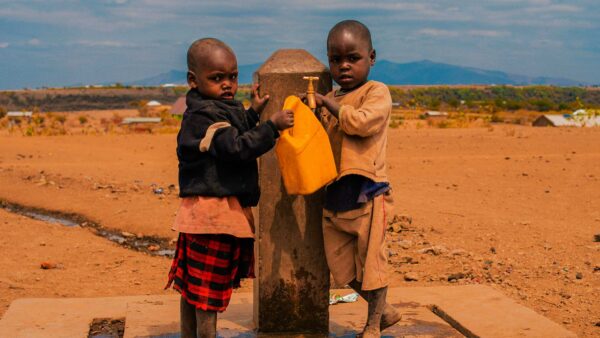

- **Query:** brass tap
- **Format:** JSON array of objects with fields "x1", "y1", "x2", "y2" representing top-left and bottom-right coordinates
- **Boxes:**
[{"x1": 303, "y1": 76, "x2": 319, "y2": 109}]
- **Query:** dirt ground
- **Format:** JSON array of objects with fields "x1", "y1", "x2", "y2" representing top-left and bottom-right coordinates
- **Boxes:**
[{"x1": 0, "y1": 124, "x2": 598, "y2": 337}]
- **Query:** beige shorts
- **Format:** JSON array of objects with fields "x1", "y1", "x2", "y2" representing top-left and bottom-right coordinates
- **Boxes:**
[{"x1": 322, "y1": 192, "x2": 393, "y2": 291}]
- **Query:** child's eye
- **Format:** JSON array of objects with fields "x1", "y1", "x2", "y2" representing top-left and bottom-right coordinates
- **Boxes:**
[
  {"x1": 231, "y1": 74, "x2": 237, "y2": 80},
  {"x1": 213, "y1": 76, "x2": 221, "y2": 82}
]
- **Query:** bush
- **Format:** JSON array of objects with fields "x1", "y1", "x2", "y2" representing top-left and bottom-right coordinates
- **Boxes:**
[
  {"x1": 78, "y1": 115, "x2": 88, "y2": 125},
  {"x1": 0, "y1": 106, "x2": 6, "y2": 119}
]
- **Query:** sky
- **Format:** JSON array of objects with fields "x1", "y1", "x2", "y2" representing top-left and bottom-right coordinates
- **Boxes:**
[{"x1": 0, "y1": 0, "x2": 599, "y2": 89}]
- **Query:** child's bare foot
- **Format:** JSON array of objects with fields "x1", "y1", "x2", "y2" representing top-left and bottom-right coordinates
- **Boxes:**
[
  {"x1": 381, "y1": 305, "x2": 402, "y2": 331},
  {"x1": 358, "y1": 325, "x2": 381, "y2": 338}
]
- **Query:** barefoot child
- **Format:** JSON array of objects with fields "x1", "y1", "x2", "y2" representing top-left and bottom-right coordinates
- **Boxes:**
[
  {"x1": 166, "y1": 38, "x2": 293, "y2": 338},
  {"x1": 310, "y1": 20, "x2": 401, "y2": 337}
]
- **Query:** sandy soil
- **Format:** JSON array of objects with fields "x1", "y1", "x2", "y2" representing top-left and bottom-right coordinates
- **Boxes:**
[{"x1": 0, "y1": 124, "x2": 598, "y2": 336}]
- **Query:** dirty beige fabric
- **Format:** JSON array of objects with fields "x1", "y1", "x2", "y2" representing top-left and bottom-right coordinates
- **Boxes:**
[
  {"x1": 322, "y1": 192, "x2": 393, "y2": 291},
  {"x1": 321, "y1": 80, "x2": 392, "y2": 183}
]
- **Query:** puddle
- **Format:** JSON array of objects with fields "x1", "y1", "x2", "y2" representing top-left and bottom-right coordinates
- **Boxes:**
[
  {"x1": 1, "y1": 202, "x2": 79, "y2": 227},
  {"x1": 0, "y1": 199, "x2": 175, "y2": 258}
]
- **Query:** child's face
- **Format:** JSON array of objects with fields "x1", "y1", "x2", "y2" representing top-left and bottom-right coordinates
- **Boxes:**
[
  {"x1": 327, "y1": 31, "x2": 375, "y2": 91},
  {"x1": 188, "y1": 48, "x2": 238, "y2": 100}
]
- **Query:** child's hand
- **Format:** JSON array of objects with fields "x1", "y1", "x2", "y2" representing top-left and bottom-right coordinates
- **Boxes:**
[
  {"x1": 299, "y1": 92, "x2": 326, "y2": 108},
  {"x1": 299, "y1": 92, "x2": 340, "y2": 119},
  {"x1": 251, "y1": 83, "x2": 269, "y2": 114},
  {"x1": 270, "y1": 109, "x2": 294, "y2": 130}
]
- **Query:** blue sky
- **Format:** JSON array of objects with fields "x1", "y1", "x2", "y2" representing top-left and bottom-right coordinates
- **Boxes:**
[{"x1": 0, "y1": 0, "x2": 598, "y2": 89}]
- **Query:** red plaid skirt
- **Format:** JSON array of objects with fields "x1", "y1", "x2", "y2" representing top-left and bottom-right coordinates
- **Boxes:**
[{"x1": 165, "y1": 233, "x2": 255, "y2": 312}]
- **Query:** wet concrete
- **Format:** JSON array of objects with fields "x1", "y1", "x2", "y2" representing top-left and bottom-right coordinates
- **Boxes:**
[
  {"x1": 2, "y1": 287, "x2": 576, "y2": 338},
  {"x1": 0, "y1": 199, "x2": 175, "y2": 258}
]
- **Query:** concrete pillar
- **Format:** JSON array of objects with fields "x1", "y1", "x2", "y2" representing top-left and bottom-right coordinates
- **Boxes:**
[{"x1": 254, "y1": 49, "x2": 332, "y2": 334}]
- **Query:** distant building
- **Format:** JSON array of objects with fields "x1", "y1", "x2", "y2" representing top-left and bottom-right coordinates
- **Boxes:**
[
  {"x1": 424, "y1": 111, "x2": 448, "y2": 118},
  {"x1": 161, "y1": 83, "x2": 176, "y2": 88},
  {"x1": 392, "y1": 102, "x2": 401, "y2": 107},
  {"x1": 170, "y1": 96, "x2": 187, "y2": 116},
  {"x1": 121, "y1": 117, "x2": 162, "y2": 125},
  {"x1": 146, "y1": 100, "x2": 161, "y2": 107},
  {"x1": 7, "y1": 111, "x2": 33, "y2": 118},
  {"x1": 533, "y1": 113, "x2": 600, "y2": 127}
]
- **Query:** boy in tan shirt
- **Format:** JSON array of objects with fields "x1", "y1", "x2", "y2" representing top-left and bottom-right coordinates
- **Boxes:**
[{"x1": 310, "y1": 20, "x2": 401, "y2": 337}]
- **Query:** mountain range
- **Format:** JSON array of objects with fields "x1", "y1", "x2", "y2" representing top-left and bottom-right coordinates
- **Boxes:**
[{"x1": 129, "y1": 59, "x2": 585, "y2": 87}]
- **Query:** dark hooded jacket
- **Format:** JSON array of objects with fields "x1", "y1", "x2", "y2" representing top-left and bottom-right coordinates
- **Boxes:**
[{"x1": 177, "y1": 89, "x2": 279, "y2": 207}]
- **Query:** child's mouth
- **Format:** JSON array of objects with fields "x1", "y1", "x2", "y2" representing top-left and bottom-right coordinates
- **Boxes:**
[
  {"x1": 338, "y1": 74, "x2": 353, "y2": 82},
  {"x1": 221, "y1": 92, "x2": 234, "y2": 99}
]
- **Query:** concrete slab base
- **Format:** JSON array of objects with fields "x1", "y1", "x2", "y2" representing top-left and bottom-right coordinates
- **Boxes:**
[{"x1": 0, "y1": 285, "x2": 576, "y2": 338}]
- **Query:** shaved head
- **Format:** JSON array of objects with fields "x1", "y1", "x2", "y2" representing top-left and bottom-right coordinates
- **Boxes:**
[
  {"x1": 187, "y1": 38, "x2": 235, "y2": 73},
  {"x1": 327, "y1": 20, "x2": 373, "y2": 51}
]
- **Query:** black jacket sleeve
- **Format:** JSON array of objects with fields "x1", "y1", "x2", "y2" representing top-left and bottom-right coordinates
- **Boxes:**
[{"x1": 209, "y1": 122, "x2": 279, "y2": 162}]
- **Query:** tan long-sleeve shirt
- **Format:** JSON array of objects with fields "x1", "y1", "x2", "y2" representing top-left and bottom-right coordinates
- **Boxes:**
[{"x1": 321, "y1": 80, "x2": 392, "y2": 183}]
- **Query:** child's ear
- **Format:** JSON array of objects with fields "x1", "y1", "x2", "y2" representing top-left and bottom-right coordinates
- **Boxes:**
[
  {"x1": 187, "y1": 71, "x2": 197, "y2": 89},
  {"x1": 370, "y1": 49, "x2": 376, "y2": 66}
]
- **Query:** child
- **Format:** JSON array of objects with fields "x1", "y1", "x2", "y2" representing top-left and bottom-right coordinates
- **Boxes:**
[
  {"x1": 310, "y1": 20, "x2": 401, "y2": 337},
  {"x1": 166, "y1": 38, "x2": 293, "y2": 338}
]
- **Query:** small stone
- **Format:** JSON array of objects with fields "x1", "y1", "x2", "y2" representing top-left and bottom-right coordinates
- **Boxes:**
[
  {"x1": 594, "y1": 234, "x2": 600, "y2": 242},
  {"x1": 121, "y1": 231, "x2": 135, "y2": 238},
  {"x1": 418, "y1": 245, "x2": 447, "y2": 256},
  {"x1": 147, "y1": 245, "x2": 160, "y2": 251},
  {"x1": 398, "y1": 240, "x2": 413, "y2": 249},
  {"x1": 575, "y1": 272, "x2": 583, "y2": 279},
  {"x1": 388, "y1": 250, "x2": 398, "y2": 258},
  {"x1": 136, "y1": 233, "x2": 144, "y2": 239},
  {"x1": 559, "y1": 291, "x2": 571, "y2": 299},
  {"x1": 400, "y1": 256, "x2": 418, "y2": 264},
  {"x1": 450, "y1": 249, "x2": 468, "y2": 256},
  {"x1": 448, "y1": 273, "x2": 466, "y2": 282},
  {"x1": 404, "y1": 272, "x2": 419, "y2": 282},
  {"x1": 40, "y1": 262, "x2": 57, "y2": 270},
  {"x1": 490, "y1": 247, "x2": 497, "y2": 254}
]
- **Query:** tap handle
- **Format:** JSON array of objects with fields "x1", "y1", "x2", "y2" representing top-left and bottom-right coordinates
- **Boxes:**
[{"x1": 303, "y1": 76, "x2": 319, "y2": 109}]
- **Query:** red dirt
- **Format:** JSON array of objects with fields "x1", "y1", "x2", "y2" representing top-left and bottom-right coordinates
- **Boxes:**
[{"x1": 0, "y1": 124, "x2": 598, "y2": 336}]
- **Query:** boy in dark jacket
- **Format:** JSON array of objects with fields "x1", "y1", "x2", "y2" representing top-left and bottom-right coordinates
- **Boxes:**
[{"x1": 166, "y1": 37, "x2": 292, "y2": 338}]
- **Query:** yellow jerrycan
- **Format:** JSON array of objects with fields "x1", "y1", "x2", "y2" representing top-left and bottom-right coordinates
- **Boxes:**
[{"x1": 275, "y1": 95, "x2": 337, "y2": 195}]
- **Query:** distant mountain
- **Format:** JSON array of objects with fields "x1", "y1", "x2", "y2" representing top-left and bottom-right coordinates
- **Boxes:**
[
  {"x1": 370, "y1": 60, "x2": 584, "y2": 86},
  {"x1": 128, "y1": 63, "x2": 261, "y2": 86},
  {"x1": 128, "y1": 60, "x2": 584, "y2": 86}
]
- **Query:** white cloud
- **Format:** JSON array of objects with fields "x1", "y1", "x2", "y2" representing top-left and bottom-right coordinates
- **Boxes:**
[
  {"x1": 418, "y1": 28, "x2": 459, "y2": 37},
  {"x1": 0, "y1": 42, "x2": 8, "y2": 48},
  {"x1": 27, "y1": 38, "x2": 41, "y2": 46},
  {"x1": 73, "y1": 40, "x2": 132, "y2": 47},
  {"x1": 525, "y1": 4, "x2": 581, "y2": 13},
  {"x1": 468, "y1": 30, "x2": 510, "y2": 38}
]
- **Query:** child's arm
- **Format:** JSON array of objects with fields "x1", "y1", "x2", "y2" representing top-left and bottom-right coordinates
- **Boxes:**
[
  {"x1": 202, "y1": 110, "x2": 293, "y2": 162},
  {"x1": 317, "y1": 85, "x2": 391, "y2": 137}
]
